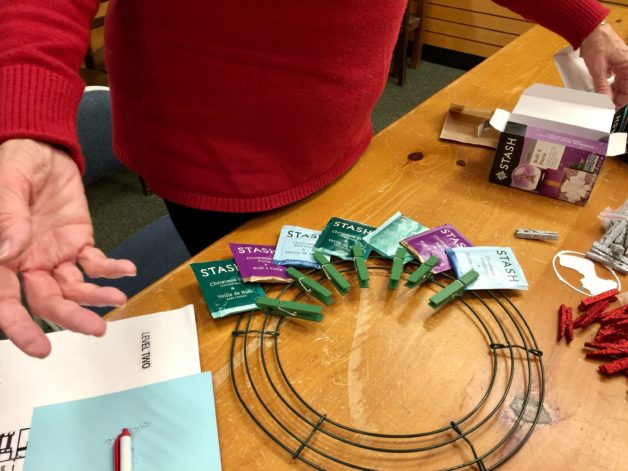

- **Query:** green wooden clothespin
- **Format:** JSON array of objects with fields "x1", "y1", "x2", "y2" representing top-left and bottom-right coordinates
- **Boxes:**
[
  {"x1": 389, "y1": 246, "x2": 409, "y2": 290},
  {"x1": 352, "y1": 244, "x2": 370, "y2": 288},
  {"x1": 285, "y1": 267, "x2": 334, "y2": 305},
  {"x1": 405, "y1": 255, "x2": 439, "y2": 288},
  {"x1": 255, "y1": 296, "x2": 324, "y2": 322},
  {"x1": 428, "y1": 269, "x2": 479, "y2": 309},
  {"x1": 313, "y1": 251, "x2": 351, "y2": 295}
]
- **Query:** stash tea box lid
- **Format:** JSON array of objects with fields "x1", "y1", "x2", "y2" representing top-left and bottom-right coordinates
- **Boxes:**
[{"x1": 488, "y1": 84, "x2": 626, "y2": 205}]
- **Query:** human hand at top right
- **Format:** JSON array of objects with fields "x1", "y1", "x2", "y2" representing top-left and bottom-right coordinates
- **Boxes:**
[
  {"x1": 580, "y1": 21, "x2": 628, "y2": 108},
  {"x1": 0, "y1": 139, "x2": 137, "y2": 358}
]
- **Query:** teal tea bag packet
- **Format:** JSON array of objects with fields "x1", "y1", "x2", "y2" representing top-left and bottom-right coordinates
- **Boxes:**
[
  {"x1": 272, "y1": 225, "x2": 321, "y2": 269},
  {"x1": 362, "y1": 212, "x2": 427, "y2": 263},
  {"x1": 190, "y1": 259, "x2": 266, "y2": 318},
  {"x1": 445, "y1": 246, "x2": 528, "y2": 290},
  {"x1": 314, "y1": 217, "x2": 375, "y2": 260}
]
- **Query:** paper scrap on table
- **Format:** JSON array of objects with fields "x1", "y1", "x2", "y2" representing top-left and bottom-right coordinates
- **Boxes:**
[
  {"x1": 554, "y1": 252, "x2": 619, "y2": 295},
  {"x1": 440, "y1": 103, "x2": 500, "y2": 148},
  {"x1": 0, "y1": 305, "x2": 200, "y2": 471},
  {"x1": 24, "y1": 373, "x2": 221, "y2": 471}
]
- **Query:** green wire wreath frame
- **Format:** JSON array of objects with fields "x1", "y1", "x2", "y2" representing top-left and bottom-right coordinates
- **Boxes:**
[{"x1": 230, "y1": 258, "x2": 545, "y2": 470}]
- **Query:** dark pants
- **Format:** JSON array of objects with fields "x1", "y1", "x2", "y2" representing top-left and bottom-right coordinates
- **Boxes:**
[{"x1": 164, "y1": 200, "x2": 261, "y2": 256}]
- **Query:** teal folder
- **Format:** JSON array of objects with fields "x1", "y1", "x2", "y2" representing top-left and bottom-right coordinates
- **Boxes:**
[{"x1": 24, "y1": 373, "x2": 221, "y2": 471}]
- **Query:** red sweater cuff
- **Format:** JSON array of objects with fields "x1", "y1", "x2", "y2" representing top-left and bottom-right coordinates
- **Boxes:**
[
  {"x1": 0, "y1": 64, "x2": 85, "y2": 172},
  {"x1": 555, "y1": 1, "x2": 609, "y2": 48}
]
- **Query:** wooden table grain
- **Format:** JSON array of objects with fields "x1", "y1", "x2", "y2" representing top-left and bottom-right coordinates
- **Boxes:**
[{"x1": 107, "y1": 11, "x2": 628, "y2": 470}]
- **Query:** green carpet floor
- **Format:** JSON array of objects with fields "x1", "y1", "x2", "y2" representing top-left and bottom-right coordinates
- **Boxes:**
[
  {"x1": 372, "y1": 62, "x2": 463, "y2": 134},
  {"x1": 87, "y1": 62, "x2": 465, "y2": 253}
]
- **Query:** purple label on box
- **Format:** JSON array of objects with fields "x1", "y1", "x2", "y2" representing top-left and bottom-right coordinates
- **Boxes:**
[
  {"x1": 229, "y1": 243, "x2": 290, "y2": 282},
  {"x1": 525, "y1": 126, "x2": 608, "y2": 155},
  {"x1": 489, "y1": 122, "x2": 607, "y2": 205},
  {"x1": 401, "y1": 224, "x2": 473, "y2": 273}
]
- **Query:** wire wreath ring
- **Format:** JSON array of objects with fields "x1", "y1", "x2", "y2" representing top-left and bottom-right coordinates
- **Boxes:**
[{"x1": 230, "y1": 258, "x2": 545, "y2": 470}]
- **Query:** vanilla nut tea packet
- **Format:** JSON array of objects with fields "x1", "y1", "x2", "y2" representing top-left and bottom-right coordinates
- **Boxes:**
[
  {"x1": 314, "y1": 217, "x2": 375, "y2": 261},
  {"x1": 272, "y1": 225, "x2": 321, "y2": 269},
  {"x1": 229, "y1": 243, "x2": 290, "y2": 283},
  {"x1": 190, "y1": 259, "x2": 266, "y2": 318}
]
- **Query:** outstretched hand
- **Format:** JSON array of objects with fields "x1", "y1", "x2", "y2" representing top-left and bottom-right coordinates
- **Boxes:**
[
  {"x1": 580, "y1": 22, "x2": 628, "y2": 108},
  {"x1": 0, "y1": 139, "x2": 136, "y2": 358}
]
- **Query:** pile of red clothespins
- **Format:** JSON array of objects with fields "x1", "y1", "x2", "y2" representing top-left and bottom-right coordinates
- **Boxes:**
[{"x1": 557, "y1": 289, "x2": 628, "y2": 376}]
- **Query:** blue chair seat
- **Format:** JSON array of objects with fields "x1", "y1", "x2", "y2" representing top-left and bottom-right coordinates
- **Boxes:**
[
  {"x1": 77, "y1": 87, "x2": 190, "y2": 316},
  {"x1": 86, "y1": 216, "x2": 190, "y2": 316}
]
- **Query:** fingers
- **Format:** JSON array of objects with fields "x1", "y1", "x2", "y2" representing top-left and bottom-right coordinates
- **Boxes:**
[
  {"x1": 612, "y1": 78, "x2": 628, "y2": 108},
  {"x1": 78, "y1": 246, "x2": 137, "y2": 279},
  {"x1": 22, "y1": 270, "x2": 106, "y2": 337},
  {"x1": 53, "y1": 262, "x2": 127, "y2": 307},
  {"x1": 590, "y1": 58, "x2": 613, "y2": 98},
  {"x1": 0, "y1": 254, "x2": 128, "y2": 358},
  {"x1": 580, "y1": 23, "x2": 628, "y2": 107},
  {"x1": 579, "y1": 32, "x2": 612, "y2": 98},
  {"x1": 0, "y1": 266, "x2": 51, "y2": 358},
  {"x1": 594, "y1": 76, "x2": 613, "y2": 99},
  {"x1": 610, "y1": 57, "x2": 628, "y2": 108}
]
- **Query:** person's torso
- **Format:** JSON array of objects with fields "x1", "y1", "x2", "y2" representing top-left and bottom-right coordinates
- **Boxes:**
[{"x1": 104, "y1": 0, "x2": 406, "y2": 210}]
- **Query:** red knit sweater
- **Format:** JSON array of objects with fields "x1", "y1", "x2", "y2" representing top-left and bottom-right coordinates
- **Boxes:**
[{"x1": 0, "y1": 0, "x2": 608, "y2": 212}]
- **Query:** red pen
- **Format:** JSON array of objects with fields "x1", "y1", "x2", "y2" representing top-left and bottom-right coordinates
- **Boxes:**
[{"x1": 113, "y1": 428, "x2": 132, "y2": 471}]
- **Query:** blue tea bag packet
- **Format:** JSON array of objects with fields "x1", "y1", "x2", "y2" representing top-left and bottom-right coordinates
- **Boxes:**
[
  {"x1": 272, "y1": 225, "x2": 321, "y2": 269},
  {"x1": 446, "y1": 246, "x2": 528, "y2": 290}
]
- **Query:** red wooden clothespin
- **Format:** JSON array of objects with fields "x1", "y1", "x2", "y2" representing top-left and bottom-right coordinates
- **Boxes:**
[{"x1": 579, "y1": 289, "x2": 619, "y2": 311}]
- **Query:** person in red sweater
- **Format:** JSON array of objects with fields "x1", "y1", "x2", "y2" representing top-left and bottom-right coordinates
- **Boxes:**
[{"x1": 0, "y1": 0, "x2": 626, "y2": 357}]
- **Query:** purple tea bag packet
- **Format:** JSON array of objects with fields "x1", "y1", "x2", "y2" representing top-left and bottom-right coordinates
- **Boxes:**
[
  {"x1": 401, "y1": 224, "x2": 473, "y2": 273},
  {"x1": 229, "y1": 243, "x2": 290, "y2": 283}
]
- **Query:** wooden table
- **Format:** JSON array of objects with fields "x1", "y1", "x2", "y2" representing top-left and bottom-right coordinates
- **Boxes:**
[{"x1": 107, "y1": 11, "x2": 628, "y2": 470}]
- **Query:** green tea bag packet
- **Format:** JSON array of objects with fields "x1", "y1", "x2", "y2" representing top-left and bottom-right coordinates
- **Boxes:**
[
  {"x1": 362, "y1": 212, "x2": 427, "y2": 262},
  {"x1": 190, "y1": 259, "x2": 266, "y2": 319},
  {"x1": 314, "y1": 217, "x2": 375, "y2": 260},
  {"x1": 273, "y1": 225, "x2": 321, "y2": 269}
]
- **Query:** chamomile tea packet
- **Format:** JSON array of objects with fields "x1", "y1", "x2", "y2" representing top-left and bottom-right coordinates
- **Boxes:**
[
  {"x1": 446, "y1": 246, "x2": 528, "y2": 290},
  {"x1": 314, "y1": 217, "x2": 375, "y2": 260},
  {"x1": 272, "y1": 225, "x2": 321, "y2": 269}
]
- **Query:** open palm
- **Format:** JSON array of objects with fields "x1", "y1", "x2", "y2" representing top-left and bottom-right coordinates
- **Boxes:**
[{"x1": 0, "y1": 139, "x2": 136, "y2": 358}]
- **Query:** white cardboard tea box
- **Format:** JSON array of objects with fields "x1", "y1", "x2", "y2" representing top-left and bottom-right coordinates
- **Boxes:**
[{"x1": 488, "y1": 84, "x2": 626, "y2": 205}]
